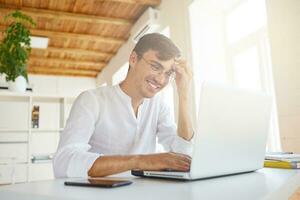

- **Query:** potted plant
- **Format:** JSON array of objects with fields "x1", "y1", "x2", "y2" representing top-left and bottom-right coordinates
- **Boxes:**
[{"x1": 0, "y1": 10, "x2": 36, "y2": 92}]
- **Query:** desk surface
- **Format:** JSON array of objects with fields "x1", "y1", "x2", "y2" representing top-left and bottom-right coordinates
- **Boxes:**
[{"x1": 0, "y1": 168, "x2": 300, "y2": 200}]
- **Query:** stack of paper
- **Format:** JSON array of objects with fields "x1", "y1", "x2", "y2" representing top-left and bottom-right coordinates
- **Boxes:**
[{"x1": 264, "y1": 153, "x2": 300, "y2": 169}]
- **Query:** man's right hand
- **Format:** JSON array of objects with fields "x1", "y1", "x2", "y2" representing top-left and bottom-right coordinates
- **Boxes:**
[
  {"x1": 135, "y1": 152, "x2": 191, "y2": 172},
  {"x1": 88, "y1": 152, "x2": 191, "y2": 177}
]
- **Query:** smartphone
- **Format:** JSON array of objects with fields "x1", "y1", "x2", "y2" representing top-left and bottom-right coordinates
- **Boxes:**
[{"x1": 64, "y1": 178, "x2": 132, "y2": 188}]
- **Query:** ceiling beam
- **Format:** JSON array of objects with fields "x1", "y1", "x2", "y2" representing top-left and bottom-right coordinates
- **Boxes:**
[
  {"x1": 31, "y1": 47, "x2": 114, "y2": 58},
  {"x1": 0, "y1": 25, "x2": 125, "y2": 45},
  {"x1": 29, "y1": 57, "x2": 106, "y2": 68},
  {"x1": 28, "y1": 57, "x2": 106, "y2": 71},
  {"x1": 28, "y1": 63, "x2": 101, "y2": 72},
  {"x1": 1, "y1": 33, "x2": 115, "y2": 59},
  {"x1": 95, "y1": 0, "x2": 161, "y2": 6},
  {"x1": 28, "y1": 66, "x2": 99, "y2": 77},
  {"x1": 0, "y1": 7, "x2": 133, "y2": 26}
]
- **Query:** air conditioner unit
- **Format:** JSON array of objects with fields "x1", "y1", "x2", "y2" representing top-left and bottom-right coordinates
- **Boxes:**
[{"x1": 131, "y1": 7, "x2": 162, "y2": 43}]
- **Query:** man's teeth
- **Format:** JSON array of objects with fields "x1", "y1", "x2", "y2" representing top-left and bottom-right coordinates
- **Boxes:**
[{"x1": 148, "y1": 82, "x2": 159, "y2": 89}]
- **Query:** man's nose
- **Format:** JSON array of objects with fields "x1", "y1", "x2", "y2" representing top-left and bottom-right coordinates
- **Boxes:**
[{"x1": 154, "y1": 72, "x2": 167, "y2": 85}]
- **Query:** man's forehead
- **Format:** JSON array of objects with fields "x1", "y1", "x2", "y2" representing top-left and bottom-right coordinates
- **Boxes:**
[{"x1": 143, "y1": 50, "x2": 175, "y2": 67}]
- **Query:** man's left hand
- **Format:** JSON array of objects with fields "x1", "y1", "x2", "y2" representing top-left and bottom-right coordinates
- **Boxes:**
[{"x1": 173, "y1": 58, "x2": 193, "y2": 97}]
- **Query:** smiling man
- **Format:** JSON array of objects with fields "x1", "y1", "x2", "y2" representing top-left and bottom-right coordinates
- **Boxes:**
[{"x1": 53, "y1": 33, "x2": 194, "y2": 178}]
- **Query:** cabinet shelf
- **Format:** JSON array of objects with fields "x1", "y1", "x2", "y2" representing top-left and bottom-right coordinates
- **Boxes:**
[
  {"x1": 30, "y1": 129, "x2": 64, "y2": 133},
  {"x1": 0, "y1": 162, "x2": 28, "y2": 165},
  {"x1": 0, "y1": 92, "x2": 75, "y2": 183},
  {"x1": 0, "y1": 129, "x2": 28, "y2": 133},
  {"x1": 0, "y1": 141, "x2": 28, "y2": 144}
]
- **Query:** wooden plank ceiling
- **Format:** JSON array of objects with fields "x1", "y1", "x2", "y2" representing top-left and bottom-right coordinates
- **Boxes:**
[{"x1": 0, "y1": 0, "x2": 161, "y2": 77}]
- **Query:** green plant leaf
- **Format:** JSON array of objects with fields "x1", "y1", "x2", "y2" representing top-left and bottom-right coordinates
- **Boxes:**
[{"x1": 0, "y1": 10, "x2": 36, "y2": 82}]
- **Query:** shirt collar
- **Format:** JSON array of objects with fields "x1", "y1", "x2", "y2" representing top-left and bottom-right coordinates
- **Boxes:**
[
  {"x1": 114, "y1": 84, "x2": 148, "y2": 107},
  {"x1": 114, "y1": 84, "x2": 131, "y2": 104}
]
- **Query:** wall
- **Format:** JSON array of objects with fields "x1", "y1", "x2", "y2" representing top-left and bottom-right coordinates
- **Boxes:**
[
  {"x1": 266, "y1": 0, "x2": 300, "y2": 152},
  {"x1": 0, "y1": 74, "x2": 96, "y2": 97}
]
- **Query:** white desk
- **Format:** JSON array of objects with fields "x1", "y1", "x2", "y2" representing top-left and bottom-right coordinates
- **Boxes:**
[{"x1": 0, "y1": 168, "x2": 300, "y2": 200}]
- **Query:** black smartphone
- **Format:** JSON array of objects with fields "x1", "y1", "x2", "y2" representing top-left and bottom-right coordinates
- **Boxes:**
[{"x1": 64, "y1": 178, "x2": 132, "y2": 188}]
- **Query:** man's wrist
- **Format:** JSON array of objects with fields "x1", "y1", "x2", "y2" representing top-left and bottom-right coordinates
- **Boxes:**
[
  {"x1": 130, "y1": 155, "x2": 143, "y2": 169},
  {"x1": 178, "y1": 93, "x2": 189, "y2": 104}
]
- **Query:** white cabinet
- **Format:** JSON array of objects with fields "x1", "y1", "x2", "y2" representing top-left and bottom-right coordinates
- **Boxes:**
[
  {"x1": 0, "y1": 96, "x2": 29, "y2": 130},
  {"x1": 29, "y1": 163, "x2": 54, "y2": 181},
  {"x1": 0, "y1": 92, "x2": 75, "y2": 183},
  {"x1": 0, "y1": 143, "x2": 28, "y2": 163},
  {"x1": 0, "y1": 164, "x2": 27, "y2": 184}
]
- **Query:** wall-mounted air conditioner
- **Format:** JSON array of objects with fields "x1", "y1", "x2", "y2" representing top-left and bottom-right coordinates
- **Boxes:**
[{"x1": 130, "y1": 7, "x2": 162, "y2": 43}]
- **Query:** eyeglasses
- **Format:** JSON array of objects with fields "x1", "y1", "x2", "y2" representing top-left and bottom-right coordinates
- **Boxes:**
[{"x1": 139, "y1": 56, "x2": 176, "y2": 82}]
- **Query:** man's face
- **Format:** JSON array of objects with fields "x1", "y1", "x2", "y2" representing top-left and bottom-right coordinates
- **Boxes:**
[{"x1": 129, "y1": 49, "x2": 175, "y2": 98}]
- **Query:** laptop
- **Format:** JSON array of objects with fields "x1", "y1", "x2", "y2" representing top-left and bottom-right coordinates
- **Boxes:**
[{"x1": 131, "y1": 82, "x2": 272, "y2": 180}]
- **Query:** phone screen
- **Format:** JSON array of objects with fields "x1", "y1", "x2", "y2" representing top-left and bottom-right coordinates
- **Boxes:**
[{"x1": 64, "y1": 178, "x2": 132, "y2": 188}]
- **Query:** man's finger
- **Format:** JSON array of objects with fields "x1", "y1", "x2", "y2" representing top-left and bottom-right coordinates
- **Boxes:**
[
  {"x1": 174, "y1": 65, "x2": 185, "y2": 75},
  {"x1": 172, "y1": 153, "x2": 192, "y2": 163}
]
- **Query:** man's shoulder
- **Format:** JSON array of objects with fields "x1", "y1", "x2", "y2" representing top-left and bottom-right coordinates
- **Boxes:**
[
  {"x1": 75, "y1": 85, "x2": 115, "y2": 103},
  {"x1": 84, "y1": 85, "x2": 115, "y2": 96}
]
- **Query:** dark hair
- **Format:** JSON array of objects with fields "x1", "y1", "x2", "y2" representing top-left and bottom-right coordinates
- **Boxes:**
[{"x1": 133, "y1": 33, "x2": 181, "y2": 60}]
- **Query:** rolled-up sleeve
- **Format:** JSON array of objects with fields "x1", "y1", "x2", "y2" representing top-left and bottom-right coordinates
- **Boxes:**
[
  {"x1": 53, "y1": 91, "x2": 101, "y2": 178},
  {"x1": 156, "y1": 99, "x2": 193, "y2": 156}
]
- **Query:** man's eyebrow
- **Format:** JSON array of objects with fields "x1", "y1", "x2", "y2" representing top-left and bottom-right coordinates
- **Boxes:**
[
  {"x1": 149, "y1": 60, "x2": 164, "y2": 69},
  {"x1": 149, "y1": 60, "x2": 175, "y2": 72}
]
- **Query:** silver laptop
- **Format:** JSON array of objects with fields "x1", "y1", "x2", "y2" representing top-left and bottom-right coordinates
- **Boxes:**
[{"x1": 132, "y1": 82, "x2": 272, "y2": 180}]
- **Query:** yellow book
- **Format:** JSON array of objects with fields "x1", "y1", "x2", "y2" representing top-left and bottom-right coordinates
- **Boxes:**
[{"x1": 264, "y1": 160, "x2": 300, "y2": 169}]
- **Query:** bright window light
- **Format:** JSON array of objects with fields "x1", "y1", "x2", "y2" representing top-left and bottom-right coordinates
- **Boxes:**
[
  {"x1": 233, "y1": 46, "x2": 262, "y2": 91},
  {"x1": 226, "y1": 0, "x2": 267, "y2": 44},
  {"x1": 189, "y1": 0, "x2": 281, "y2": 152}
]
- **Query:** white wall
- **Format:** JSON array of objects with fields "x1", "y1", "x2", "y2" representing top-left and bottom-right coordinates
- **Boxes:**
[
  {"x1": 266, "y1": 0, "x2": 300, "y2": 152},
  {"x1": 0, "y1": 74, "x2": 96, "y2": 97}
]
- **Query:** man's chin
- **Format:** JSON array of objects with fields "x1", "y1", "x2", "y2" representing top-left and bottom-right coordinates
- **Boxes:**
[
  {"x1": 142, "y1": 89, "x2": 158, "y2": 98},
  {"x1": 142, "y1": 92, "x2": 155, "y2": 98}
]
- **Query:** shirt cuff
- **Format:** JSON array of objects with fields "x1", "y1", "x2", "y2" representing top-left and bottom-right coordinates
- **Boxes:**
[
  {"x1": 67, "y1": 151, "x2": 100, "y2": 178},
  {"x1": 171, "y1": 135, "x2": 193, "y2": 156}
]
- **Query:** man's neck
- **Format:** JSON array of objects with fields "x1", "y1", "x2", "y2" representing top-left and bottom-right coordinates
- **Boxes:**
[{"x1": 119, "y1": 79, "x2": 144, "y2": 111}]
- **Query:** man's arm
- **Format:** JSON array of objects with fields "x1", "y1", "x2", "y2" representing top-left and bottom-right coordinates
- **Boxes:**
[
  {"x1": 177, "y1": 94, "x2": 193, "y2": 140},
  {"x1": 53, "y1": 91, "x2": 100, "y2": 178},
  {"x1": 174, "y1": 59, "x2": 194, "y2": 141},
  {"x1": 88, "y1": 152, "x2": 191, "y2": 177}
]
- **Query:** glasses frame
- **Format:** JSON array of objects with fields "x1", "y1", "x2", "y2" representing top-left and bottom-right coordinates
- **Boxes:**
[{"x1": 138, "y1": 55, "x2": 176, "y2": 82}]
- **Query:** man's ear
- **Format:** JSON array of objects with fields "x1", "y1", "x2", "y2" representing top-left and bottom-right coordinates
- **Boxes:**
[{"x1": 129, "y1": 51, "x2": 138, "y2": 69}]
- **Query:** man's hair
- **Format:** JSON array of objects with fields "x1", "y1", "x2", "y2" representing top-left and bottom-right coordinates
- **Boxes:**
[{"x1": 133, "y1": 33, "x2": 181, "y2": 60}]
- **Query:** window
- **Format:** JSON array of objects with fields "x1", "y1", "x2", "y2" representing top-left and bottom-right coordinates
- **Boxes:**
[
  {"x1": 189, "y1": 0, "x2": 281, "y2": 151},
  {"x1": 232, "y1": 46, "x2": 262, "y2": 91},
  {"x1": 226, "y1": 0, "x2": 267, "y2": 44}
]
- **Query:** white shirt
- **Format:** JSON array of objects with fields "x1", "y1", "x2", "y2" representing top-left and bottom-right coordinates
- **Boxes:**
[{"x1": 53, "y1": 85, "x2": 192, "y2": 178}]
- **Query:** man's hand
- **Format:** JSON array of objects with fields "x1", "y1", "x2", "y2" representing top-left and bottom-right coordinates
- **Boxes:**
[
  {"x1": 173, "y1": 58, "x2": 193, "y2": 97},
  {"x1": 135, "y1": 152, "x2": 191, "y2": 172},
  {"x1": 88, "y1": 152, "x2": 191, "y2": 177}
]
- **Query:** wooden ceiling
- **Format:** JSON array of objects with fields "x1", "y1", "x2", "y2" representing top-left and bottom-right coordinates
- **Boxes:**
[{"x1": 0, "y1": 0, "x2": 161, "y2": 77}]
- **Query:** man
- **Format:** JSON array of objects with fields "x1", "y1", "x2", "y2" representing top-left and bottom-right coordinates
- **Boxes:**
[{"x1": 53, "y1": 33, "x2": 194, "y2": 178}]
